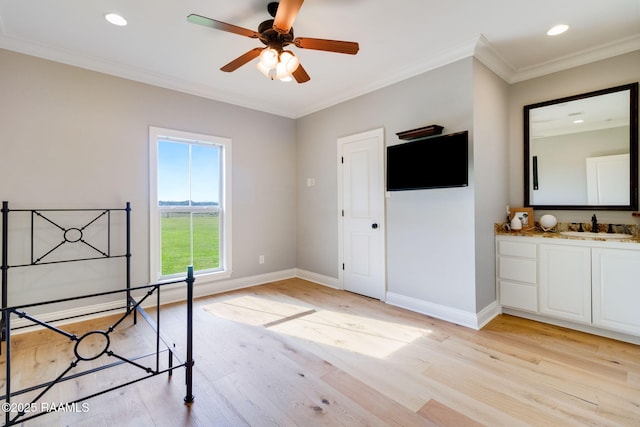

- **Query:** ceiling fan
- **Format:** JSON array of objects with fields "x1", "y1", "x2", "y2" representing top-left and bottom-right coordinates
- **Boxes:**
[{"x1": 187, "y1": 0, "x2": 359, "y2": 83}]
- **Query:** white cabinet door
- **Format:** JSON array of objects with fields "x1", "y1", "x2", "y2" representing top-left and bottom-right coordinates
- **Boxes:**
[
  {"x1": 539, "y1": 244, "x2": 591, "y2": 324},
  {"x1": 592, "y1": 248, "x2": 640, "y2": 335}
]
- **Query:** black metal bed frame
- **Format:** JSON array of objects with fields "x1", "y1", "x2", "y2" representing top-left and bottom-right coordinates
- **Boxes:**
[{"x1": 0, "y1": 202, "x2": 194, "y2": 426}]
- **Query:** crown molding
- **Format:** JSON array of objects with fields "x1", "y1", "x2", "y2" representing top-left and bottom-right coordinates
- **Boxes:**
[
  {"x1": 473, "y1": 34, "x2": 517, "y2": 82},
  {"x1": 474, "y1": 34, "x2": 640, "y2": 85},
  {"x1": 3, "y1": 31, "x2": 638, "y2": 119},
  {"x1": 0, "y1": 35, "x2": 296, "y2": 118},
  {"x1": 294, "y1": 36, "x2": 481, "y2": 118}
]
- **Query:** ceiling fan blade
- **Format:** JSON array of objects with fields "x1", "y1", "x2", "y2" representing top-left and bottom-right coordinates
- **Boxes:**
[
  {"x1": 292, "y1": 63, "x2": 310, "y2": 83},
  {"x1": 187, "y1": 14, "x2": 259, "y2": 39},
  {"x1": 293, "y1": 37, "x2": 359, "y2": 55},
  {"x1": 220, "y1": 48, "x2": 263, "y2": 72},
  {"x1": 273, "y1": 0, "x2": 304, "y2": 34}
]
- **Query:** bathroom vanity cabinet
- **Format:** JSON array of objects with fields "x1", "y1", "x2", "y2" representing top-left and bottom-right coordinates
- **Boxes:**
[
  {"x1": 539, "y1": 244, "x2": 591, "y2": 324},
  {"x1": 591, "y1": 247, "x2": 640, "y2": 335},
  {"x1": 496, "y1": 234, "x2": 640, "y2": 339},
  {"x1": 496, "y1": 239, "x2": 537, "y2": 312}
]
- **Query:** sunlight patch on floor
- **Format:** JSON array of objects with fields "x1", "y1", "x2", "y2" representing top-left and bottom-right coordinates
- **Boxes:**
[
  {"x1": 203, "y1": 296, "x2": 433, "y2": 359},
  {"x1": 269, "y1": 310, "x2": 428, "y2": 359},
  {"x1": 202, "y1": 295, "x2": 314, "y2": 326}
]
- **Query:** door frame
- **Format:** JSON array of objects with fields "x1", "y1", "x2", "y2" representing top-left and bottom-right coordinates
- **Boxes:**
[{"x1": 337, "y1": 127, "x2": 386, "y2": 298}]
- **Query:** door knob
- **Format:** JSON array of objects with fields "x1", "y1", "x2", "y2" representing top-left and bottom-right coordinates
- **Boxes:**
[{"x1": 372, "y1": 223, "x2": 378, "y2": 229}]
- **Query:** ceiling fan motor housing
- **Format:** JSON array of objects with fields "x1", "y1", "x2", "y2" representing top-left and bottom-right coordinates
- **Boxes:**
[{"x1": 258, "y1": 19, "x2": 294, "y2": 48}]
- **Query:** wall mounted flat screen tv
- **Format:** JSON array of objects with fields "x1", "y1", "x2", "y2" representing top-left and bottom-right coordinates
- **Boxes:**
[{"x1": 386, "y1": 130, "x2": 468, "y2": 191}]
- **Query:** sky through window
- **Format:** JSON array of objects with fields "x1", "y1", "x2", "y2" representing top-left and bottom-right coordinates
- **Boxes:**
[{"x1": 158, "y1": 140, "x2": 221, "y2": 205}]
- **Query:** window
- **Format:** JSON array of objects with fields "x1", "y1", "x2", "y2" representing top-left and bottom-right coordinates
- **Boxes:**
[{"x1": 149, "y1": 127, "x2": 232, "y2": 281}]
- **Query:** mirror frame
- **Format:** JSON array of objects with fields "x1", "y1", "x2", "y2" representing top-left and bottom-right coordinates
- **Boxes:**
[{"x1": 524, "y1": 82, "x2": 639, "y2": 211}]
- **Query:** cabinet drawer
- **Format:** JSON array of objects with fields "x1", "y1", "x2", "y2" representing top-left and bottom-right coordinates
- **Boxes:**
[
  {"x1": 499, "y1": 280, "x2": 537, "y2": 312},
  {"x1": 499, "y1": 257, "x2": 537, "y2": 283},
  {"x1": 499, "y1": 240, "x2": 536, "y2": 258}
]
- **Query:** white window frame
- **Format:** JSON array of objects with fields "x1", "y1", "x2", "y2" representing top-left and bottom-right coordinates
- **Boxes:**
[{"x1": 149, "y1": 126, "x2": 232, "y2": 283}]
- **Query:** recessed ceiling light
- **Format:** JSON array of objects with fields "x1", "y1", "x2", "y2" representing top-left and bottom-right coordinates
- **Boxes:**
[
  {"x1": 105, "y1": 13, "x2": 127, "y2": 26},
  {"x1": 547, "y1": 24, "x2": 569, "y2": 36},
  {"x1": 573, "y1": 119, "x2": 584, "y2": 124}
]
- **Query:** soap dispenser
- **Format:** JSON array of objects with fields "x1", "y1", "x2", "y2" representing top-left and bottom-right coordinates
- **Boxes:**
[{"x1": 510, "y1": 215, "x2": 522, "y2": 231}]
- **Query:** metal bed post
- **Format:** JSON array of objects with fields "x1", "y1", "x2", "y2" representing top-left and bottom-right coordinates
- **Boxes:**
[
  {"x1": 1, "y1": 201, "x2": 8, "y2": 343},
  {"x1": 184, "y1": 265, "x2": 195, "y2": 404},
  {"x1": 3, "y1": 312, "x2": 10, "y2": 426},
  {"x1": 125, "y1": 202, "x2": 135, "y2": 324}
]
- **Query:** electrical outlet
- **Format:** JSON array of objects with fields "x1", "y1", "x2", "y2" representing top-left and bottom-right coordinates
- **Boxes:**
[{"x1": 259, "y1": 255, "x2": 265, "y2": 264}]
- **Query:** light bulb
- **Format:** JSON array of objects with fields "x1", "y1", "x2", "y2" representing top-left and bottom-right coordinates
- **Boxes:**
[
  {"x1": 276, "y1": 61, "x2": 290, "y2": 80},
  {"x1": 256, "y1": 62, "x2": 276, "y2": 80},
  {"x1": 259, "y1": 48, "x2": 278, "y2": 69},
  {"x1": 256, "y1": 62, "x2": 271, "y2": 78},
  {"x1": 280, "y1": 51, "x2": 300, "y2": 74}
]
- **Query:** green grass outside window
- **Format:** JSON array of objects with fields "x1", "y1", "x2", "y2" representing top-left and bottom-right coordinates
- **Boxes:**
[{"x1": 161, "y1": 212, "x2": 220, "y2": 275}]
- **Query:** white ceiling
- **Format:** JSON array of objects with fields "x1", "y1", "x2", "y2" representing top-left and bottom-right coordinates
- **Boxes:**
[{"x1": 1, "y1": 0, "x2": 639, "y2": 118}]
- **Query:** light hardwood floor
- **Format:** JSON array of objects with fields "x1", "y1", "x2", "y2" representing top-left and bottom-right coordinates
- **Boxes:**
[{"x1": 2, "y1": 278, "x2": 639, "y2": 426}]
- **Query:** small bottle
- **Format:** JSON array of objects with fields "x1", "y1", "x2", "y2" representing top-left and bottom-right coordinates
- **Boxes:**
[{"x1": 510, "y1": 215, "x2": 522, "y2": 231}]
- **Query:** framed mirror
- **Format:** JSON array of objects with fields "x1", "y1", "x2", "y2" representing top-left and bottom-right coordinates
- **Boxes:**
[{"x1": 524, "y1": 82, "x2": 638, "y2": 210}]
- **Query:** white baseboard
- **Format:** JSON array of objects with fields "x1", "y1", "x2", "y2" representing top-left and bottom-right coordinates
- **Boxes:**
[
  {"x1": 9, "y1": 269, "x2": 299, "y2": 334},
  {"x1": 160, "y1": 268, "x2": 298, "y2": 305},
  {"x1": 385, "y1": 292, "x2": 500, "y2": 330},
  {"x1": 8, "y1": 301, "x2": 126, "y2": 333},
  {"x1": 8, "y1": 269, "x2": 501, "y2": 335},
  {"x1": 295, "y1": 269, "x2": 340, "y2": 289},
  {"x1": 476, "y1": 301, "x2": 502, "y2": 329},
  {"x1": 502, "y1": 308, "x2": 640, "y2": 345}
]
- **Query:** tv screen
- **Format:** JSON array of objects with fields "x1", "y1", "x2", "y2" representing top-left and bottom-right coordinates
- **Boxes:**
[{"x1": 386, "y1": 130, "x2": 468, "y2": 191}]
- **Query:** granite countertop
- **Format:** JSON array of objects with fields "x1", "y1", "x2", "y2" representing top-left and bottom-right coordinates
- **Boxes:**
[{"x1": 495, "y1": 222, "x2": 640, "y2": 243}]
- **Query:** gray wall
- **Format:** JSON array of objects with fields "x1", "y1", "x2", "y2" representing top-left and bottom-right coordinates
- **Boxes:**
[
  {"x1": 0, "y1": 49, "x2": 297, "y2": 307},
  {"x1": 297, "y1": 58, "x2": 482, "y2": 314},
  {"x1": 295, "y1": 57, "x2": 510, "y2": 316},
  {"x1": 2, "y1": 45, "x2": 638, "y2": 322},
  {"x1": 509, "y1": 51, "x2": 640, "y2": 225},
  {"x1": 472, "y1": 59, "x2": 510, "y2": 311}
]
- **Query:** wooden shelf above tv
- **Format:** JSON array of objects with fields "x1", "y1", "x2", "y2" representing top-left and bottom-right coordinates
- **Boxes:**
[{"x1": 396, "y1": 125, "x2": 444, "y2": 140}]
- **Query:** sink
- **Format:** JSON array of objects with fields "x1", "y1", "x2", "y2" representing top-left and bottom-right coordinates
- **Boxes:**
[{"x1": 560, "y1": 231, "x2": 633, "y2": 240}]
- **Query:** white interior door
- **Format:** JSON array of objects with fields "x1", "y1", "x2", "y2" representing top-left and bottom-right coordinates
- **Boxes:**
[
  {"x1": 586, "y1": 153, "x2": 629, "y2": 204},
  {"x1": 338, "y1": 128, "x2": 385, "y2": 300}
]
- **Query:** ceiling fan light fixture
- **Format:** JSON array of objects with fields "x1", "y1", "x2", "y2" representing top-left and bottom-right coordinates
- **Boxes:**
[
  {"x1": 276, "y1": 61, "x2": 292, "y2": 81},
  {"x1": 259, "y1": 48, "x2": 279, "y2": 69},
  {"x1": 256, "y1": 49, "x2": 299, "y2": 82},
  {"x1": 256, "y1": 61, "x2": 275, "y2": 79},
  {"x1": 105, "y1": 13, "x2": 127, "y2": 26},
  {"x1": 280, "y1": 50, "x2": 300, "y2": 74}
]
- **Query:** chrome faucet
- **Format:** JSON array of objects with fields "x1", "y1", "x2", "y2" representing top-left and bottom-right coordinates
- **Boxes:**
[{"x1": 591, "y1": 214, "x2": 598, "y2": 233}]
